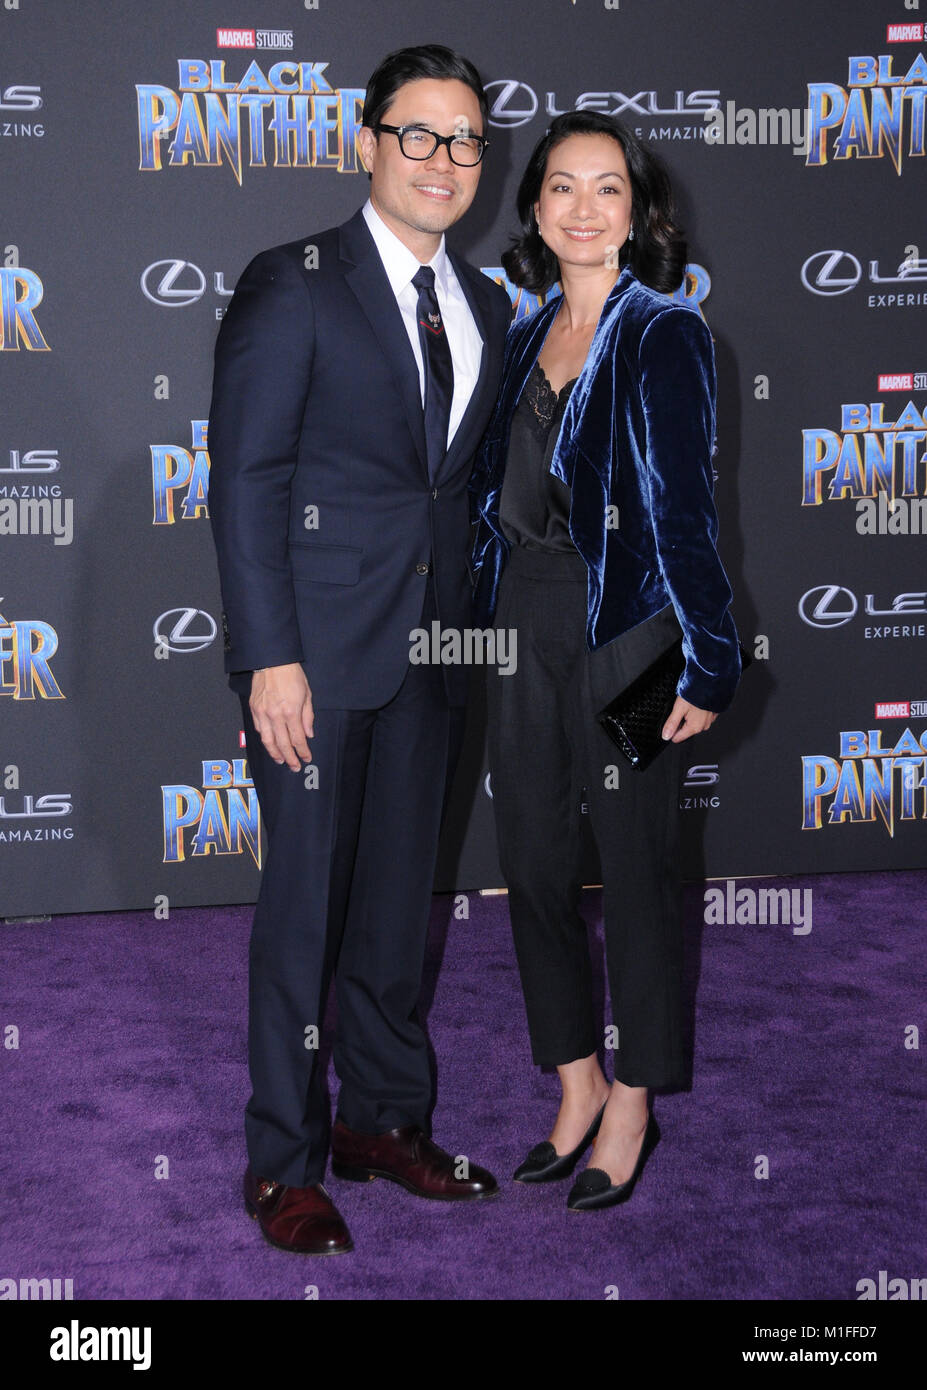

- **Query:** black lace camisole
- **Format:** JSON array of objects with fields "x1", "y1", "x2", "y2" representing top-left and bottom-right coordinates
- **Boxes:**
[{"x1": 498, "y1": 360, "x2": 579, "y2": 552}]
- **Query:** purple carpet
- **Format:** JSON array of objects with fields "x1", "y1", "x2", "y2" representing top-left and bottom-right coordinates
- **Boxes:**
[{"x1": 2, "y1": 872, "x2": 924, "y2": 1301}]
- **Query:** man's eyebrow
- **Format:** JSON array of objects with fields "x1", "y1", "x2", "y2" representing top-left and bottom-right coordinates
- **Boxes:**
[{"x1": 400, "y1": 120, "x2": 480, "y2": 134}]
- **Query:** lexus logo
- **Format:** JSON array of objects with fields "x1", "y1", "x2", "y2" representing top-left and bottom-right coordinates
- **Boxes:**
[
  {"x1": 685, "y1": 764, "x2": 719, "y2": 787},
  {"x1": 0, "y1": 85, "x2": 43, "y2": 111},
  {"x1": 800, "y1": 250, "x2": 862, "y2": 296},
  {"x1": 154, "y1": 608, "x2": 217, "y2": 652},
  {"x1": 798, "y1": 586, "x2": 858, "y2": 628},
  {"x1": 484, "y1": 79, "x2": 538, "y2": 127},
  {"x1": 141, "y1": 260, "x2": 207, "y2": 307}
]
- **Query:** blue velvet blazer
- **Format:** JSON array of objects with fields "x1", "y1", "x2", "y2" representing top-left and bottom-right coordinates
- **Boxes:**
[{"x1": 469, "y1": 266, "x2": 742, "y2": 712}]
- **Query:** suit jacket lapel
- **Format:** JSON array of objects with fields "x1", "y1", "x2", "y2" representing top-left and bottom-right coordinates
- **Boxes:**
[
  {"x1": 340, "y1": 210, "x2": 429, "y2": 476},
  {"x1": 435, "y1": 254, "x2": 496, "y2": 484}
]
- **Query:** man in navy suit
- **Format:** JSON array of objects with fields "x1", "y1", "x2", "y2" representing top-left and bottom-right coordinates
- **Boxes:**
[{"x1": 208, "y1": 45, "x2": 511, "y2": 1255}]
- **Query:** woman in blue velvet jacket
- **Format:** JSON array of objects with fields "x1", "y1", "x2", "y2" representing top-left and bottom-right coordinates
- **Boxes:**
[{"x1": 470, "y1": 112, "x2": 742, "y2": 1211}]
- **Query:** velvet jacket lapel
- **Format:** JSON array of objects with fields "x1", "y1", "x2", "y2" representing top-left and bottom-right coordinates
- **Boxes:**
[
  {"x1": 471, "y1": 269, "x2": 632, "y2": 544},
  {"x1": 438, "y1": 252, "x2": 495, "y2": 486},
  {"x1": 470, "y1": 265, "x2": 654, "y2": 652}
]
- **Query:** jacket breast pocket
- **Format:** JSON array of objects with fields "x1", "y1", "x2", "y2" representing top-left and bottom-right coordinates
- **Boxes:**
[{"x1": 289, "y1": 542, "x2": 363, "y2": 586}]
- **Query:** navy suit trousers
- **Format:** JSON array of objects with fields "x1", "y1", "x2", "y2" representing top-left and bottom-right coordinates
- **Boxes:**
[{"x1": 239, "y1": 581, "x2": 466, "y2": 1186}]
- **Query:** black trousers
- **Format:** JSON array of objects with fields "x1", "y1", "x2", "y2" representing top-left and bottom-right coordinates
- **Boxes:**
[
  {"x1": 238, "y1": 581, "x2": 465, "y2": 1187},
  {"x1": 486, "y1": 545, "x2": 686, "y2": 1089}
]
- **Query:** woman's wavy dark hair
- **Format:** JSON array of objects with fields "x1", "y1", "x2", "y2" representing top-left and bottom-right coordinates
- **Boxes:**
[{"x1": 502, "y1": 111, "x2": 686, "y2": 295}]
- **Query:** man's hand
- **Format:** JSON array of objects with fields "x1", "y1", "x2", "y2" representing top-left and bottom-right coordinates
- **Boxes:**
[
  {"x1": 662, "y1": 696, "x2": 717, "y2": 744},
  {"x1": 250, "y1": 663, "x2": 314, "y2": 771}
]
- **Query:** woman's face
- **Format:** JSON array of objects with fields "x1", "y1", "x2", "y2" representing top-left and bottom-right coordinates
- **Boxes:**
[{"x1": 533, "y1": 133, "x2": 633, "y2": 274}]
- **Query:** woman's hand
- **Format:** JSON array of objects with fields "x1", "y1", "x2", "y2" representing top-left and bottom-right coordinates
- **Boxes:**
[{"x1": 662, "y1": 696, "x2": 717, "y2": 744}]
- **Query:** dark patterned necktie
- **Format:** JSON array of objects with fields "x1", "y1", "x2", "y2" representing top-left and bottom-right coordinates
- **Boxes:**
[{"x1": 412, "y1": 265, "x2": 454, "y2": 480}]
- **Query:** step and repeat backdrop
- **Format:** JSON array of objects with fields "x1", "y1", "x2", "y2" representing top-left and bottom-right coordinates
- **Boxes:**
[{"x1": 2, "y1": 0, "x2": 925, "y2": 915}]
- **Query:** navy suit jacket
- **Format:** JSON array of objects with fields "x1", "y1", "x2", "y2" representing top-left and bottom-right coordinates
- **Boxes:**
[
  {"x1": 207, "y1": 207, "x2": 511, "y2": 708},
  {"x1": 470, "y1": 266, "x2": 742, "y2": 713}
]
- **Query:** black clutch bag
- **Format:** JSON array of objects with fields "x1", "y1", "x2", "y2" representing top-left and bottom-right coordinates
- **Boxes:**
[{"x1": 597, "y1": 639, "x2": 751, "y2": 771}]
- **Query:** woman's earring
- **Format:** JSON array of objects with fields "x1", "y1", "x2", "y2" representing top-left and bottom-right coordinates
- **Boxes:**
[{"x1": 628, "y1": 226, "x2": 635, "y2": 241}]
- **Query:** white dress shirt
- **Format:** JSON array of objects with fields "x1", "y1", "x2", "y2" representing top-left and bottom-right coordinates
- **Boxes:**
[{"x1": 362, "y1": 198, "x2": 483, "y2": 450}]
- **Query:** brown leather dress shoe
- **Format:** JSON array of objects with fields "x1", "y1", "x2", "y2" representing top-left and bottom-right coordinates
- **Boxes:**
[
  {"x1": 243, "y1": 1167, "x2": 353, "y2": 1254},
  {"x1": 330, "y1": 1121, "x2": 499, "y2": 1200}
]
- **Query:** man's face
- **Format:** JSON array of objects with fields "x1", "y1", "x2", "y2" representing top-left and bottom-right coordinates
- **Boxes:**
[{"x1": 359, "y1": 78, "x2": 485, "y2": 251}]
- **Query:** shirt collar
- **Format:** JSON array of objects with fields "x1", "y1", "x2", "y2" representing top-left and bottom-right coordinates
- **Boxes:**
[{"x1": 362, "y1": 198, "x2": 449, "y2": 297}]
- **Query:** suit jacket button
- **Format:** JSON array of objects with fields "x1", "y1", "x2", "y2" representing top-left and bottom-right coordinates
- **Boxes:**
[
  {"x1": 416, "y1": 562, "x2": 431, "y2": 576},
  {"x1": 432, "y1": 488, "x2": 438, "y2": 499}
]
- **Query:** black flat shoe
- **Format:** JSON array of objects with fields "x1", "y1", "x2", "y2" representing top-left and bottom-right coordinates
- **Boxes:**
[
  {"x1": 566, "y1": 1112, "x2": 660, "y2": 1210},
  {"x1": 513, "y1": 1102, "x2": 607, "y2": 1183}
]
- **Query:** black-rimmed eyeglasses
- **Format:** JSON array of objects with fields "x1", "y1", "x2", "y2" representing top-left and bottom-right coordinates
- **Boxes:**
[{"x1": 375, "y1": 123, "x2": 488, "y2": 167}]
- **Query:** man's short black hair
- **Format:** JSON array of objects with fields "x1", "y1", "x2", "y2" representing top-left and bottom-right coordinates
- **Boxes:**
[{"x1": 362, "y1": 44, "x2": 489, "y2": 136}]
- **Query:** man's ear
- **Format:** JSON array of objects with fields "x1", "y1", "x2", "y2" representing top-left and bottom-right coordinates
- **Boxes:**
[{"x1": 358, "y1": 125, "x2": 377, "y2": 175}]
